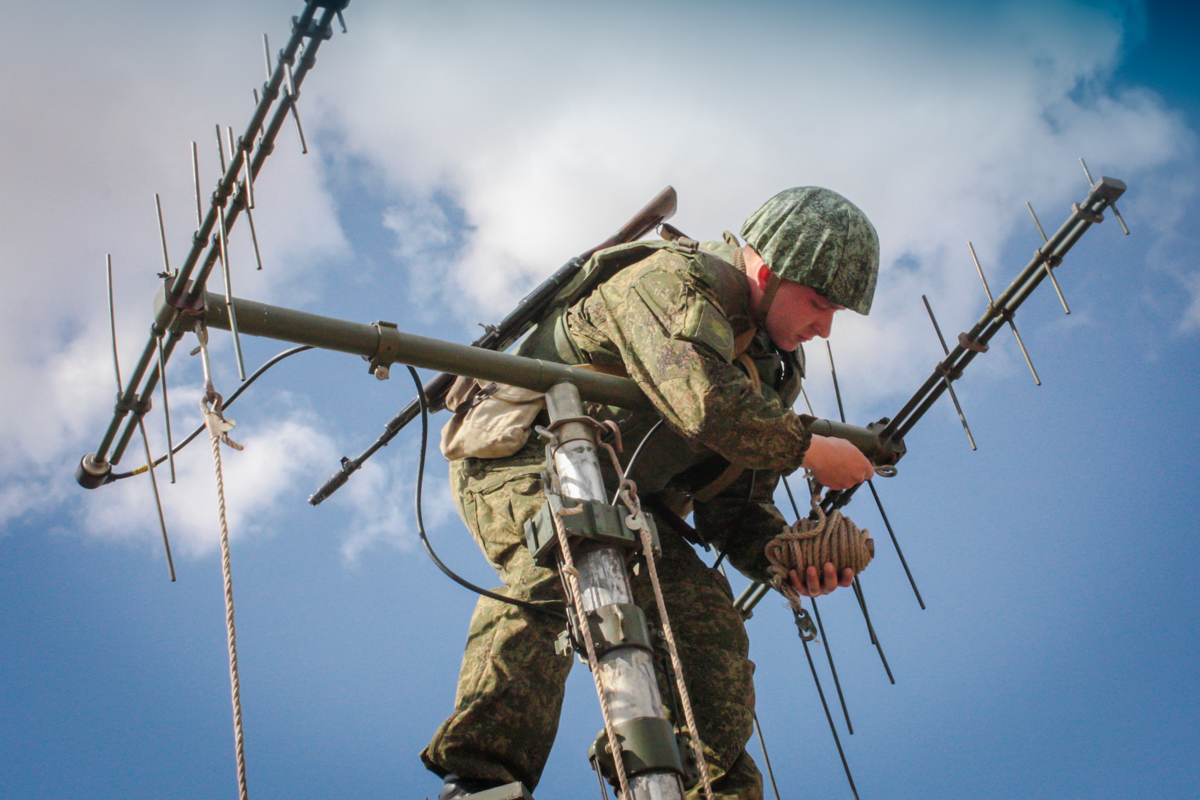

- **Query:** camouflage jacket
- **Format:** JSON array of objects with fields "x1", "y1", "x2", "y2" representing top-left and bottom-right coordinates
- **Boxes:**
[{"x1": 519, "y1": 235, "x2": 812, "y2": 582}]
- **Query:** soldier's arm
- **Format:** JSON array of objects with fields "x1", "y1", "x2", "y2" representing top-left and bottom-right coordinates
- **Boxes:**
[
  {"x1": 695, "y1": 469, "x2": 853, "y2": 597},
  {"x1": 574, "y1": 256, "x2": 812, "y2": 472}
]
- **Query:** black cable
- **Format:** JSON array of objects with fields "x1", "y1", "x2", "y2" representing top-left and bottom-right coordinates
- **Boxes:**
[
  {"x1": 406, "y1": 366, "x2": 566, "y2": 621},
  {"x1": 110, "y1": 345, "x2": 313, "y2": 481}
]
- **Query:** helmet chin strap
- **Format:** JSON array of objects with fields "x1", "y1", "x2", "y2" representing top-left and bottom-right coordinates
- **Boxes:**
[
  {"x1": 757, "y1": 271, "x2": 782, "y2": 324},
  {"x1": 738, "y1": 244, "x2": 783, "y2": 324}
]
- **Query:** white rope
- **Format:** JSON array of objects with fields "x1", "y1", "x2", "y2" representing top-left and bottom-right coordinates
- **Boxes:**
[
  {"x1": 544, "y1": 471, "x2": 632, "y2": 800},
  {"x1": 196, "y1": 326, "x2": 250, "y2": 800},
  {"x1": 618, "y1": 482, "x2": 716, "y2": 800}
]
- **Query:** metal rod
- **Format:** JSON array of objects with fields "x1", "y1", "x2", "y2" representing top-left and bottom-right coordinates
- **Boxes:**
[
  {"x1": 826, "y1": 341, "x2": 846, "y2": 423},
  {"x1": 137, "y1": 417, "x2": 176, "y2": 582},
  {"x1": 781, "y1": 476, "x2": 855, "y2": 731},
  {"x1": 244, "y1": 200, "x2": 264, "y2": 271},
  {"x1": 752, "y1": 710, "x2": 783, "y2": 800},
  {"x1": 1006, "y1": 316, "x2": 1041, "y2": 386},
  {"x1": 866, "y1": 480, "x2": 923, "y2": 608},
  {"x1": 968, "y1": 242, "x2": 995, "y2": 305},
  {"x1": 1027, "y1": 203, "x2": 1070, "y2": 314},
  {"x1": 191, "y1": 142, "x2": 203, "y2": 230},
  {"x1": 156, "y1": 335, "x2": 177, "y2": 484},
  {"x1": 216, "y1": 205, "x2": 247, "y2": 381},
  {"x1": 106, "y1": 255, "x2": 123, "y2": 394},
  {"x1": 921, "y1": 295, "x2": 976, "y2": 450},
  {"x1": 799, "y1": 385, "x2": 814, "y2": 416},
  {"x1": 284, "y1": 61, "x2": 308, "y2": 154},
  {"x1": 215, "y1": 123, "x2": 227, "y2": 172},
  {"x1": 262, "y1": 33, "x2": 272, "y2": 82},
  {"x1": 852, "y1": 578, "x2": 895, "y2": 684},
  {"x1": 796, "y1": 609, "x2": 859, "y2": 799},
  {"x1": 810, "y1": 597, "x2": 854, "y2": 734},
  {"x1": 970, "y1": 245, "x2": 1040, "y2": 386},
  {"x1": 155, "y1": 194, "x2": 172, "y2": 277}
]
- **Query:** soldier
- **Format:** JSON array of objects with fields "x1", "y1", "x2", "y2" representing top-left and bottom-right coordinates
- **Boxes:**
[{"x1": 424, "y1": 187, "x2": 880, "y2": 799}]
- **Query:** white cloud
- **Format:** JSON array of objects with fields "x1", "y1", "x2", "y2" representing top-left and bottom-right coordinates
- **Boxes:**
[
  {"x1": 333, "y1": 446, "x2": 458, "y2": 563},
  {"x1": 2, "y1": 0, "x2": 1195, "y2": 552},
  {"x1": 80, "y1": 410, "x2": 339, "y2": 557},
  {"x1": 306, "y1": 0, "x2": 1192, "y2": 411}
]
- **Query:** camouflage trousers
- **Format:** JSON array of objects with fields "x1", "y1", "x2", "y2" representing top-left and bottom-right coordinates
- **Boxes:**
[{"x1": 421, "y1": 448, "x2": 763, "y2": 798}]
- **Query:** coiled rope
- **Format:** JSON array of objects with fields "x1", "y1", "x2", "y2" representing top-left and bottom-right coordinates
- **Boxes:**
[{"x1": 765, "y1": 494, "x2": 874, "y2": 610}]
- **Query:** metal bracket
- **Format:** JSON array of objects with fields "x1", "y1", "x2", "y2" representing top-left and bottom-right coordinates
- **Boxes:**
[
  {"x1": 588, "y1": 716, "x2": 685, "y2": 784},
  {"x1": 524, "y1": 498, "x2": 660, "y2": 567},
  {"x1": 866, "y1": 418, "x2": 905, "y2": 465},
  {"x1": 368, "y1": 320, "x2": 401, "y2": 380},
  {"x1": 585, "y1": 603, "x2": 654, "y2": 659},
  {"x1": 453, "y1": 783, "x2": 533, "y2": 800},
  {"x1": 292, "y1": 14, "x2": 335, "y2": 40}
]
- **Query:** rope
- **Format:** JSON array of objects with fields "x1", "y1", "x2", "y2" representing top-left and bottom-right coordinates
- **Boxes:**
[
  {"x1": 196, "y1": 325, "x2": 250, "y2": 800},
  {"x1": 765, "y1": 494, "x2": 874, "y2": 610},
  {"x1": 618, "y1": 481, "x2": 716, "y2": 800},
  {"x1": 543, "y1": 472, "x2": 632, "y2": 800}
]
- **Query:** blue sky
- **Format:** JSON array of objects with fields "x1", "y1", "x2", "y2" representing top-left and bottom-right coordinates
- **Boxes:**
[{"x1": 2, "y1": 1, "x2": 1198, "y2": 798}]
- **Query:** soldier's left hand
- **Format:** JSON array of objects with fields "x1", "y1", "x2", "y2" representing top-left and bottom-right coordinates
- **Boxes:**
[{"x1": 790, "y1": 563, "x2": 854, "y2": 597}]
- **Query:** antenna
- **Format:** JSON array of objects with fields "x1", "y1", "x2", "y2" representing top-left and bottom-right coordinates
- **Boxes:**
[{"x1": 77, "y1": 0, "x2": 349, "y2": 487}]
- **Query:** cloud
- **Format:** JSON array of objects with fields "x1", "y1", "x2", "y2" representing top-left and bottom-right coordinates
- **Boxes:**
[
  {"x1": 333, "y1": 445, "x2": 458, "y2": 563},
  {"x1": 298, "y1": 0, "x2": 1191, "y2": 414},
  {"x1": 2, "y1": 0, "x2": 1195, "y2": 552},
  {"x1": 79, "y1": 408, "x2": 339, "y2": 558}
]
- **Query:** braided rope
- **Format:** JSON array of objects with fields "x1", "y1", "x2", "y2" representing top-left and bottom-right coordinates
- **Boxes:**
[
  {"x1": 201, "y1": 395, "x2": 249, "y2": 800},
  {"x1": 545, "y1": 484, "x2": 632, "y2": 800},
  {"x1": 765, "y1": 495, "x2": 874, "y2": 610},
  {"x1": 619, "y1": 483, "x2": 715, "y2": 800}
]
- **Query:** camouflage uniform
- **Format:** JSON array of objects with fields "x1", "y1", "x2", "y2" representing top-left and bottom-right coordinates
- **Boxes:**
[{"x1": 422, "y1": 235, "x2": 812, "y2": 799}]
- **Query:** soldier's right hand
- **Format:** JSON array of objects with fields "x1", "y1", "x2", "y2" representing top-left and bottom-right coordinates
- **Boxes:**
[{"x1": 801, "y1": 434, "x2": 874, "y2": 490}]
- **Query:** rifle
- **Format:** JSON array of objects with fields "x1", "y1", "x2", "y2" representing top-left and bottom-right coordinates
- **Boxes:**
[{"x1": 308, "y1": 185, "x2": 679, "y2": 505}]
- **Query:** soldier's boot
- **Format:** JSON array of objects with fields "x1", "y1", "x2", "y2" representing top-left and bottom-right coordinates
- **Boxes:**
[{"x1": 437, "y1": 775, "x2": 533, "y2": 800}]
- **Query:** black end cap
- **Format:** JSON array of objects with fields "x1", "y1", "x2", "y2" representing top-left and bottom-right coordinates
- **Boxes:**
[{"x1": 76, "y1": 454, "x2": 112, "y2": 489}]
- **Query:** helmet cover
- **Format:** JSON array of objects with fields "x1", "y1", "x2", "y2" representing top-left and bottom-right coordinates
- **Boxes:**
[{"x1": 739, "y1": 187, "x2": 879, "y2": 314}]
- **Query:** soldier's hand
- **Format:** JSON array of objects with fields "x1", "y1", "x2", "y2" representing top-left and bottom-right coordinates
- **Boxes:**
[
  {"x1": 801, "y1": 434, "x2": 874, "y2": 490},
  {"x1": 790, "y1": 563, "x2": 854, "y2": 597}
]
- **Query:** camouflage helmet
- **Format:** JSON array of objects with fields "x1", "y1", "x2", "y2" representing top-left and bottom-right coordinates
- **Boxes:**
[{"x1": 739, "y1": 187, "x2": 879, "y2": 315}]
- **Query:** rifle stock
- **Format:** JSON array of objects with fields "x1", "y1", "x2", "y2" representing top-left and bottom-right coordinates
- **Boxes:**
[{"x1": 309, "y1": 186, "x2": 678, "y2": 505}]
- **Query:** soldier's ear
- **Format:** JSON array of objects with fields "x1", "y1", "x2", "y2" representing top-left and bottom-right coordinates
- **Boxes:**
[{"x1": 755, "y1": 263, "x2": 774, "y2": 290}]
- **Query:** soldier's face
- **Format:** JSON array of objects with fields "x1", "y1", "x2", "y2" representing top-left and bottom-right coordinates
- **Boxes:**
[{"x1": 765, "y1": 281, "x2": 841, "y2": 352}]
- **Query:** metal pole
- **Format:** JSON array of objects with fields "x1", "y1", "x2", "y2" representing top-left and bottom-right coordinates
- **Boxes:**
[{"x1": 545, "y1": 382, "x2": 684, "y2": 800}]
